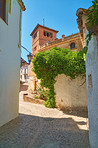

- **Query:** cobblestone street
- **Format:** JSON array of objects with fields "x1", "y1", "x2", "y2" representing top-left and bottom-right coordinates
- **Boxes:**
[{"x1": 0, "y1": 86, "x2": 89, "y2": 148}]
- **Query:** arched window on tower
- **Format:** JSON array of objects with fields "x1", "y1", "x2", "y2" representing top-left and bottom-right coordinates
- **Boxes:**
[{"x1": 70, "y1": 43, "x2": 75, "y2": 49}]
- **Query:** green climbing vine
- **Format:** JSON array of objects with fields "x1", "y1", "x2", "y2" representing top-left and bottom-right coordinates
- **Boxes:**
[
  {"x1": 32, "y1": 47, "x2": 86, "y2": 108},
  {"x1": 83, "y1": 0, "x2": 98, "y2": 54}
]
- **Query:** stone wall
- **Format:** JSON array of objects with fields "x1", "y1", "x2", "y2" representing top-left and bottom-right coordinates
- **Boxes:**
[
  {"x1": 54, "y1": 74, "x2": 87, "y2": 109},
  {"x1": 39, "y1": 33, "x2": 83, "y2": 52}
]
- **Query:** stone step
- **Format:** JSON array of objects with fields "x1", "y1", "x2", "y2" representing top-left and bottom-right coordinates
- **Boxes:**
[{"x1": 23, "y1": 93, "x2": 45, "y2": 105}]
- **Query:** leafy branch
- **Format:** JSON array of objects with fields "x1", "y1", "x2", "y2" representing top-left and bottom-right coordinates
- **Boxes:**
[{"x1": 83, "y1": 0, "x2": 98, "y2": 54}]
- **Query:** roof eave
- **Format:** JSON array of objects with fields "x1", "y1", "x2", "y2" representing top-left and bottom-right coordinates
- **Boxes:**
[
  {"x1": 30, "y1": 24, "x2": 59, "y2": 36},
  {"x1": 17, "y1": 0, "x2": 26, "y2": 11}
]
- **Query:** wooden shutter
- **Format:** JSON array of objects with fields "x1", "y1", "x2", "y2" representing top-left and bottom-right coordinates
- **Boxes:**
[{"x1": 0, "y1": 0, "x2": 6, "y2": 21}]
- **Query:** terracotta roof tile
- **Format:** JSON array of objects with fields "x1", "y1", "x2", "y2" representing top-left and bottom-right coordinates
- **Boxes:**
[
  {"x1": 17, "y1": 0, "x2": 26, "y2": 11},
  {"x1": 76, "y1": 6, "x2": 93, "y2": 17},
  {"x1": 76, "y1": 8, "x2": 88, "y2": 16},
  {"x1": 30, "y1": 24, "x2": 59, "y2": 36}
]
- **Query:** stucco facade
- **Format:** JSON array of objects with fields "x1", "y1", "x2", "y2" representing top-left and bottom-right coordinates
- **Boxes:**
[
  {"x1": 77, "y1": 8, "x2": 98, "y2": 148},
  {"x1": 0, "y1": 0, "x2": 25, "y2": 127},
  {"x1": 86, "y1": 33, "x2": 98, "y2": 148},
  {"x1": 54, "y1": 74, "x2": 87, "y2": 109}
]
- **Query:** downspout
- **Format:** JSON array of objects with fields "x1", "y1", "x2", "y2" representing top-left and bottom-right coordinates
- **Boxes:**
[{"x1": 19, "y1": 8, "x2": 22, "y2": 52}]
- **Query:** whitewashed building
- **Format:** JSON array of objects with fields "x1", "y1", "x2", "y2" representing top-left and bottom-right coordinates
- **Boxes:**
[
  {"x1": 20, "y1": 58, "x2": 29, "y2": 82},
  {"x1": 0, "y1": 0, "x2": 25, "y2": 127},
  {"x1": 77, "y1": 8, "x2": 98, "y2": 148}
]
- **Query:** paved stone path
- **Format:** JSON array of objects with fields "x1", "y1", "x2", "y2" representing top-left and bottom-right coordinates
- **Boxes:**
[{"x1": 0, "y1": 86, "x2": 89, "y2": 148}]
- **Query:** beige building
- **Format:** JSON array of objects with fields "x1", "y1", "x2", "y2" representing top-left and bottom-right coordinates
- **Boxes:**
[
  {"x1": 30, "y1": 24, "x2": 83, "y2": 57},
  {"x1": 0, "y1": 0, "x2": 25, "y2": 127},
  {"x1": 39, "y1": 33, "x2": 83, "y2": 52},
  {"x1": 29, "y1": 24, "x2": 83, "y2": 90},
  {"x1": 29, "y1": 24, "x2": 87, "y2": 110}
]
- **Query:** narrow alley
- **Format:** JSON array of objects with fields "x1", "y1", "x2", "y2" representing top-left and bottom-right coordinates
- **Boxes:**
[{"x1": 0, "y1": 83, "x2": 89, "y2": 148}]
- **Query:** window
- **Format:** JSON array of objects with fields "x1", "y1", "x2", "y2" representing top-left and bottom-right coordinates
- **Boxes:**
[
  {"x1": 34, "y1": 32, "x2": 37, "y2": 39},
  {"x1": 34, "y1": 46, "x2": 37, "y2": 51},
  {"x1": 50, "y1": 33, "x2": 53, "y2": 38},
  {"x1": 0, "y1": 0, "x2": 10, "y2": 23},
  {"x1": 47, "y1": 32, "x2": 50, "y2": 37},
  {"x1": 70, "y1": 43, "x2": 75, "y2": 49},
  {"x1": 43, "y1": 31, "x2": 53, "y2": 38},
  {"x1": 44, "y1": 31, "x2": 47, "y2": 36},
  {"x1": 0, "y1": 0, "x2": 6, "y2": 21}
]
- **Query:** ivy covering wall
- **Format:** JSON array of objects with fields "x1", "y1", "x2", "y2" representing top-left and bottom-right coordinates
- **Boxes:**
[
  {"x1": 32, "y1": 47, "x2": 86, "y2": 108},
  {"x1": 83, "y1": 0, "x2": 98, "y2": 54}
]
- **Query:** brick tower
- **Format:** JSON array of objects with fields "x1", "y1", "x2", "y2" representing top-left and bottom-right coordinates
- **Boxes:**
[{"x1": 30, "y1": 24, "x2": 58, "y2": 56}]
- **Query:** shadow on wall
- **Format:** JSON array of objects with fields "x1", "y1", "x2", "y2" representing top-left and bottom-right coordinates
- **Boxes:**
[
  {"x1": 61, "y1": 107, "x2": 88, "y2": 118},
  {"x1": 0, "y1": 113, "x2": 89, "y2": 148}
]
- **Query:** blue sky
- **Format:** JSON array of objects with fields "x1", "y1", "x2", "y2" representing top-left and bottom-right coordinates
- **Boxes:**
[{"x1": 21, "y1": 0, "x2": 92, "y2": 62}]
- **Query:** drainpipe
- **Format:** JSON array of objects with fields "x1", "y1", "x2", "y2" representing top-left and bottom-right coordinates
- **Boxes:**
[{"x1": 19, "y1": 8, "x2": 22, "y2": 51}]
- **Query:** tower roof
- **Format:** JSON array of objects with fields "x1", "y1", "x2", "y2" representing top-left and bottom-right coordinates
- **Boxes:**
[{"x1": 30, "y1": 24, "x2": 59, "y2": 36}]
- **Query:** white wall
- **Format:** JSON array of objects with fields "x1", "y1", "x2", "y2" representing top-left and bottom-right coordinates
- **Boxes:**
[
  {"x1": 0, "y1": 0, "x2": 21, "y2": 127},
  {"x1": 54, "y1": 74, "x2": 87, "y2": 109},
  {"x1": 85, "y1": 31, "x2": 98, "y2": 148},
  {"x1": 20, "y1": 66, "x2": 29, "y2": 82}
]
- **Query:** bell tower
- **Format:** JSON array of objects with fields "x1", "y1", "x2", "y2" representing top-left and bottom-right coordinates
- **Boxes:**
[{"x1": 30, "y1": 24, "x2": 58, "y2": 56}]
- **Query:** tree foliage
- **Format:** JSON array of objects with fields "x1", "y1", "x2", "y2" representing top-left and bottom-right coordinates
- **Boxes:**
[{"x1": 32, "y1": 47, "x2": 86, "y2": 108}]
